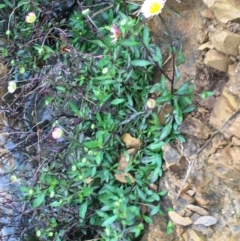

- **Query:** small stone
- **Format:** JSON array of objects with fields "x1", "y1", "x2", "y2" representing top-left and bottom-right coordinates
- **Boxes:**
[
  {"x1": 180, "y1": 192, "x2": 195, "y2": 203},
  {"x1": 194, "y1": 216, "x2": 218, "y2": 227},
  {"x1": 186, "y1": 189, "x2": 195, "y2": 196},
  {"x1": 210, "y1": 30, "x2": 240, "y2": 56},
  {"x1": 200, "y1": 9, "x2": 215, "y2": 19},
  {"x1": 204, "y1": 49, "x2": 232, "y2": 73},
  {"x1": 168, "y1": 211, "x2": 193, "y2": 226},
  {"x1": 189, "y1": 230, "x2": 207, "y2": 241},
  {"x1": 186, "y1": 204, "x2": 209, "y2": 216}
]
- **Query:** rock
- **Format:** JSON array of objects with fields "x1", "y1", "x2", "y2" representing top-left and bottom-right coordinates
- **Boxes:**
[
  {"x1": 198, "y1": 41, "x2": 213, "y2": 51},
  {"x1": 180, "y1": 192, "x2": 195, "y2": 204},
  {"x1": 188, "y1": 230, "x2": 207, "y2": 241},
  {"x1": 200, "y1": 9, "x2": 215, "y2": 19},
  {"x1": 210, "y1": 87, "x2": 240, "y2": 139},
  {"x1": 210, "y1": 1, "x2": 240, "y2": 23},
  {"x1": 186, "y1": 204, "x2": 209, "y2": 216},
  {"x1": 181, "y1": 232, "x2": 189, "y2": 241},
  {"x1": 168, "y1": 211, "x2": 193, "y2": 226},
  {"x1": 210, "y1": 30, "x2": 240, "y2": 56},
  {"x1": 208, "y1": 146, "x2": 240, "y2": 191},
  {"x1": 179, "y1": 116, "x2": 211, "y2": 140},
  {"x1": 202, "y1": 0, "x2": 216, "y2": 8},
  {"x1": 204, "y1": 49, "x2": 231, "y2": 73},
  {"x1": 197, "y1": 30, "x2": 209, "y2": 44},
  {"x1": 162, "y1": 143, "x2": 182, "y2": 169},
  {"x1": 186, "y1": 189, "x2": 195, "y2": 196},
  {"x1": 194, "y1": 216, "x2": 218, "y2": 227},
  {"x1": 227, "y1": 63, "x2": 240, "y2": 96},
  {"x1": 195, "y1": 192, "x2": 218, "y2": 208},
  {"x1": 231, "y1": 136, "x2": 240, "y2": 146},
  {"x1": 176, "y1": 225, "x2": 185, "y2": 236}
]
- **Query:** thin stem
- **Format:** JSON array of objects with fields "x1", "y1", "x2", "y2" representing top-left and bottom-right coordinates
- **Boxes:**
[{"x1": 136, "y1": 33, "x2": 172, "y2": 83}]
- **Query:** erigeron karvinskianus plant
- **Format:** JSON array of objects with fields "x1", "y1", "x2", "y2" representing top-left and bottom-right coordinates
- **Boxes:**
[{"x1": 4, "y1": 0, "x2": 195, "y2": 240}]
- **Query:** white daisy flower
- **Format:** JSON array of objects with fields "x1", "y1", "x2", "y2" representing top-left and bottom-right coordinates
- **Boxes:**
[
  {"x1": 25, "y1": 12, "x2": 37, "y2": 24},
  {"x1": 8, "y1": 81, "x2": 17, "y2": 93},
  {"x1": 141, "y1": 0, "x2": 166, "y2": 18},
  {"x1": 52, "y1": 127, "x2": 64, "y2": 139}
]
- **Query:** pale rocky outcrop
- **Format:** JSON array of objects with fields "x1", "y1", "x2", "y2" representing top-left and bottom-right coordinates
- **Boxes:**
[
  {"x1": 208, "y1": 146, "x2": 240, "y2": 190},
  {"x1": 210, "y1": 0, "x2": 240, "y2": 23},
  {"x1": 210, "y1": 30, "x2": 240, "y2": 56},
  {"x1": 204, "y1": 49, "x2": 231, "y2": 72},
  {"x1": 210, "y1": 87, "x2": 240, "y2": 139}
]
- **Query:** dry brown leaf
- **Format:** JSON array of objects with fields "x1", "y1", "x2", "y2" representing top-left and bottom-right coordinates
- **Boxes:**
[
  {"x1": 85, "y1": 177, "x2": 94, "y2": 184},
  {"x1": 114, "y1": 173, "x2": 135, "y2": 183},
  {"x1": 122, "y1": 133, "x2": 142, "y2": 148},
  {"x1": 117, "y1": 148, "x2": 138, "y2": 172}
]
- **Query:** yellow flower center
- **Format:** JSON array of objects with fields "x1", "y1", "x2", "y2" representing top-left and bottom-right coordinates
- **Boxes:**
[{"x1": 149, "y1": 3, "x2": 161, "y2": 14}]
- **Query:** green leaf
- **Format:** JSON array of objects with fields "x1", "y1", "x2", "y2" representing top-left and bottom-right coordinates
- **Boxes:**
[
  {"x1": 111, "y1": 98, "x2": 125, "y2": 105},
  {"x1": 147, "y1": 142, "x2": 165, "y2": 152},
  {"x1": 149, "y1": 83, "x2": 161, "y2": 93},
  {"x1": 151, "y1": 168, "x2": 160, "y2": 183},
  {"x1": 176, "y1": 82, "x2": 189, "y2": 95},
  {"x1": 200, "y1": 91, "x2": 215, "y2": 99},
  {"x1": 33, "y1": 193, "x2": 45, "y2": 208},
  {"x1": 69, "y1": 102, "x2": 79, "y2": 115},
  {"x1": 84, "y1": 140, "x2": 99, "y2": 149},
  {"x1": 183, "y1": 105, "x2": 195, "y2": 113},
  {"x1": 0, "y1": 4, "x2": 6, "y2": 8},
  {"x1": 90, "y1": 40, "x2": 106, "y2": 48},
  {"x1": 150, "y1": 204, "x2": 160, "y2": 216},
  {"x1": 159, "y1": 190, "x2": 167, "y2": 196},
  {"x1": 143, "y1": 25, "x2": 150, "y2": 47},
  {"x1": 79, "y1": 202, "x2": 88, "y2": 221},
  {"x1": 131, "y1": 60, "x2": 152, "y2": 67},
  {"x1": 143, "y1": 215, "x2": 153, "y2": 224},
  {"x1": 159, "y1": 119, "x2": 173, "y2": 141},
  {"x1": 156, "y1": 94, "x2": 172, "y2": 103},
  {"x1": 102, "y1": 215, "x2": 118, "y2": 226},
  {"x1": 4, "y1": 0, "x2": 12, "y2": 8},
  {"x1": 121, "y1": 40, "x2": 141, "y2": 47},
  {"x1": 173, "y1": 99, "x2": 183, "y2": 125},
  {"x1": 56, "y1": 86, "x2": 67, "y2": 92},
  {"x1": 177, "y1": 52, "x2": 185, "y2": 66}
]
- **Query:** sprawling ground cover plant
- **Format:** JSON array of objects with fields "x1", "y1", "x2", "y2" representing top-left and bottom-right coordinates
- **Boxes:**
[{"x1": 0, "y1": 0, "x2": 195, "y2": 240}]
